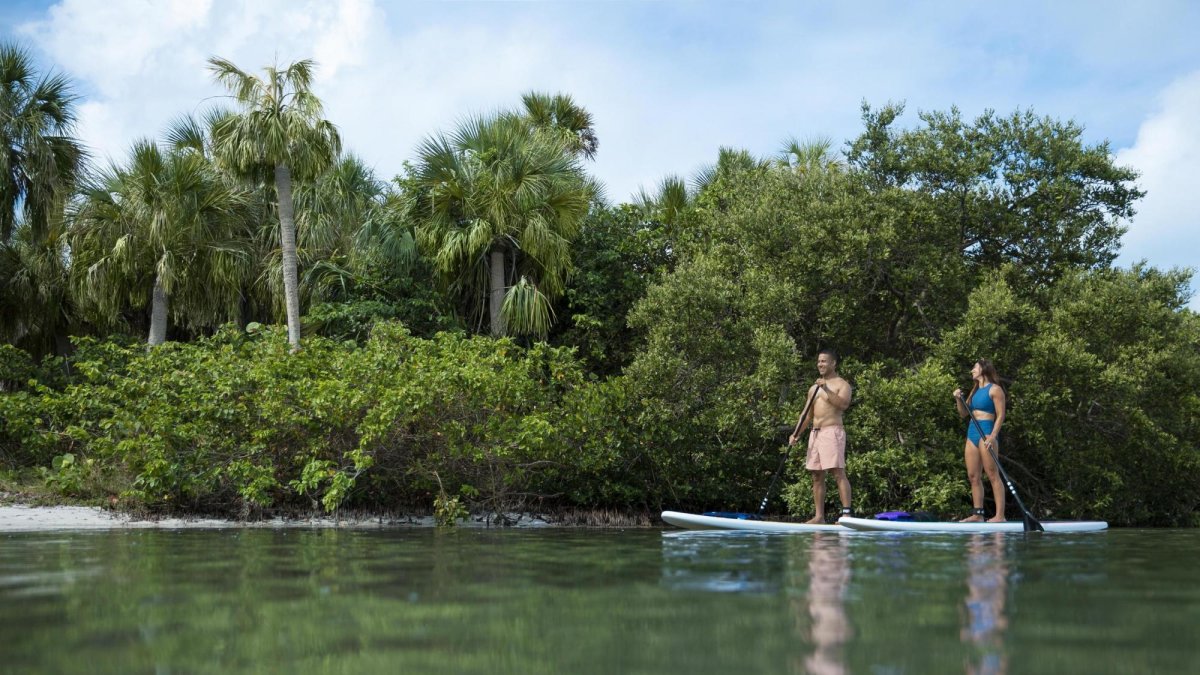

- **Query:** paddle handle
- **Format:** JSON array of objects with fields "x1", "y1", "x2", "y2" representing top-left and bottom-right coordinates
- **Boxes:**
[
  {"x1": 789, "y1": 384, "x2": 820, "y2": 441},
  {"x1": 759, "y1": 386, "x2": 820, "y2": 514}
]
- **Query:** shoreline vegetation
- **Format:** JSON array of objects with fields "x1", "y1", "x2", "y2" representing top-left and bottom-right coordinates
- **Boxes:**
[{"x1": 3, "y1": 44, "x2": 1198, "y2": 528}]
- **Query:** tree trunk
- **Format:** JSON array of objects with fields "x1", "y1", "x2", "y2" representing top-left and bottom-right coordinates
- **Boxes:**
[
  {"x1": 54, "y1": 329, "x2": 73, "y2": 360},
  {"x1": 489, "y1": 246, "x2": 506, "y2": 336},
  {"x1": 148, "y1": 273, "x2": 168, "y2": 348},
  {"x1": 275, "y1": 164, "x2": 302, "y2": 351}
]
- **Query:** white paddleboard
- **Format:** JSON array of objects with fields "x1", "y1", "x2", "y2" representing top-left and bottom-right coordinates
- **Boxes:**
[
  {"x1": 661, "y1": 511, "x2": 853, "y2": 533},
  {"x1": 837, "y1": 516, "x2": 1108, "y2": 533}
]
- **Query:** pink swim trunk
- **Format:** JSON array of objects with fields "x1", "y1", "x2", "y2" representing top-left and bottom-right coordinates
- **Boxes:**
[{"x1": 806, "y1": 426, "x2": 846, "y2": 470}]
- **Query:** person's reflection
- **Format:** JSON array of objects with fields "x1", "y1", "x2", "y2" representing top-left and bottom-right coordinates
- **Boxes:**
[
  {"x1": 791, "y1": 533, "x2": 852, "y2": 675},
  {"x1": 961, "y1": 533, "x2": 1010, "y2": 675}
]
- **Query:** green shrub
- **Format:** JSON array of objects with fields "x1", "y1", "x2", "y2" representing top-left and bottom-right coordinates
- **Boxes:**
[{"x1": 0, "y1": 323, "x2": 646, "y2": 517}]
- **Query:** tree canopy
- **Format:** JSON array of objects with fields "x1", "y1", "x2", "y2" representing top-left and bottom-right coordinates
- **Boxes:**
[
  {"x1": 409, "y1": 106, "x2": 593, "y2": 337},
  {"x1": 208, "y1": 56, "x2": 342, "y2": 351}
]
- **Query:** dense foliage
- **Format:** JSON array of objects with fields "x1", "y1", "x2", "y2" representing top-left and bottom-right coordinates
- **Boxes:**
[
  {"x1": 0, "y1": 326, "x2": 646, "y2": 515},
  {"x1": 2, "y1": 39, "x2": 1197, "y2": 526}
]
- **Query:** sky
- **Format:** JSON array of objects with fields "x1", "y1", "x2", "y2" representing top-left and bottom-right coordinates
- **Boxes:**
[{"x1": 4, "y1": 0, "x2": 1198, "y2": 306}]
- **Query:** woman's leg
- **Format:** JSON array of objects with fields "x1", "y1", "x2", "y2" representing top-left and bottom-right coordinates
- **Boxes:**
[
  {"x1": 961, "y1": 441, "x2": 985, "y2": 522},
  {"x1": 980, "y1": 441, "x2": 1006, "y2": 522}
]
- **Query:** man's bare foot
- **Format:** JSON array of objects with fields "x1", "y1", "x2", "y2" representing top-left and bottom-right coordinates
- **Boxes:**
[
  {"x1": 804, "y1": 516, "x2": 825, "y2": 524},
  {"x1": 959, "y1": 515, "x2": 983, "y2": 523},
  {"x1": 987, "y1": 516, "x2": 1007, "y2": 523}
]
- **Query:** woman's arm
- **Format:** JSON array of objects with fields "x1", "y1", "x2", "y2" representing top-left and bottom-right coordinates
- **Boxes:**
[
  {"x1": 988, "y1": 386, "x2": 1006, "y2": 441},
  {"x1": 953, "y1": 388, "x2": 968, "y2": 418}
]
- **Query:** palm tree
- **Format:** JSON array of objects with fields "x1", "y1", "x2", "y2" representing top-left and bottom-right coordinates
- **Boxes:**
[
  {"x1": 779, "y1": 136, "x2": 843, "y2": 176},
  {"x1": 292, "y1": 153, "x2": 416, "y2": 304},
  {"x1": 164, "y1": 113, "x2": 410, "y2": 330},
  {"x1": 69, "y1": 140, "x2": 252, "y2": 347},
  {"x1": 165, "y1": 109, "x2": 281, "y2": 329},
  {"x1": 206, "y1": 56, "x2": 341, "y2": 351},
  {"x1": 692, "y1": 147, "x2": 770, "y2": 193},
  {"x1": 518, "y1": 91, "x2": 599, "y2": 160},
  {"x1": 0, "y1": 42, "x2": 86, "y2": 355},
  {"x1": 0, "y1": 218, "x2": 74, "y2": 356},
  {"x1": 0, "y1": 42, "x2": 86, "y2": 245},
  {"x1": 636, "y1": 175, "x2": 692, "y2": 227},
  {"x1": 411, "y1": 112, "x2": 592, "y2": 337}
]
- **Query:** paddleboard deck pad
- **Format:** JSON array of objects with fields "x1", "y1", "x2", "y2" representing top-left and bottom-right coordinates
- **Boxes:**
[
  {"x1": 838, "y1": 516, "x2": 1108, "y2": 533},
  {"x1": 661, "y1": 511, "x2": 850, "y2": 533}
]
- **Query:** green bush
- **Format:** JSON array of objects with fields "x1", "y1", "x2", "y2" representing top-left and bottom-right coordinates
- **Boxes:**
[
  {"x1": 0, "y1": 344, "x2": 36, "y2": 386},
  {"x1": 2, "y1": 240, "x2": 1197, "y2": 527},
  {"x1": 0, "y1": 323, "x2": 646, "y2": 516}
]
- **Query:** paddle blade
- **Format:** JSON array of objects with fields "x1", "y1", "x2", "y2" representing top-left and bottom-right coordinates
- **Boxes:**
[{"x1": 1022, "y1": 511, "x2": 1045, "y2": 533}]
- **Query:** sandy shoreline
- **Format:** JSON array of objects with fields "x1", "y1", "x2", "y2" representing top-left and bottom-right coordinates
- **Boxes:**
[{"x1": 0, "y1": 504, "x2": 558, "y2": 531}]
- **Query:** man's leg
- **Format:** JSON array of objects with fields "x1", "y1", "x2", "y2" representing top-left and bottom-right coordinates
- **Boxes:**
[
  {"x1": 832, "y1": 468, "x2": 852, "y2": 512},
  {"x1": 806, "y1": 470, "x2": 827, "y2": 524}
]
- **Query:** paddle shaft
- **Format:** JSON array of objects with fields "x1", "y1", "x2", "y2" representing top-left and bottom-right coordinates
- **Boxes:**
[
  {"x1": 961, "y1": 393, "x2": 1044, "y2": 532},
  {"x1": 759, "y1": 386, "x2": 820, "y2": 514}
]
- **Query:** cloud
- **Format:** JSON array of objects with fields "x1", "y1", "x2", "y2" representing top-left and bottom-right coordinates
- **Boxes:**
[
  {"x1": 18, "y1": 0, "x2": 378, "y2": 166},
  {"x1": 12, "y1": 0, "x2": 1200, "y2": 307},
  {"x1": 1116, "y1": 70, "x2": 1200, "y2": 306},
  {"x1": 14, "y1": 0, "x2": 1005, "y2": 202},
  {"x1": 18, "y1": 0, "x2": 682, "y2": 199}
]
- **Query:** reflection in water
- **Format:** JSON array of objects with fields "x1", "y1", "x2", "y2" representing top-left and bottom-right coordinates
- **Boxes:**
[
  {"x1": 961, "y1": 534, "x2": 1010, "y2": 675},
  {"x1": 791, "y1": 533, "x2": 852, "y2": 675},
  {"x1": 659, "y1": 531, "x2": 855, "y2": 675},
  {"x1": 659, "y1": 531, "x2": 783, "y2": 594}
]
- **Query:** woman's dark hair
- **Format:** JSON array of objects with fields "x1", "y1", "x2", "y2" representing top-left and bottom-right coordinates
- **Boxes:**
[
  {"x1": 968, "y1": 358, "x2": 1005, "y2": 402},
  {"x1": 976, "y1": 359, "x2": 1000, "y2": 385}
]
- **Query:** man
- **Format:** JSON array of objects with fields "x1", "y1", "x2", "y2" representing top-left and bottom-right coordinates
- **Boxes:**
[{"x1": 788, "y1": 349, "x2": 852, "y2": 524}]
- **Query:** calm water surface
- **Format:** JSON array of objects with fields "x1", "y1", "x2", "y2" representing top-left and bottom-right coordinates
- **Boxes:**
[{"x1": 1, "y1": 526, "x2": 1197, "y2": 674}]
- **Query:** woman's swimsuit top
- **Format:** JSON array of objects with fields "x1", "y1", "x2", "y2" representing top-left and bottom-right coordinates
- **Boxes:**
[{"x1": 969, "y1": 383, "x2": 996, "y2": 415}]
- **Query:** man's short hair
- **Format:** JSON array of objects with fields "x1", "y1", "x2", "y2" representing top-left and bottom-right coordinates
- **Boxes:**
[{"x1": 818, "y1": 348, "x2": 839, "y2": 364}]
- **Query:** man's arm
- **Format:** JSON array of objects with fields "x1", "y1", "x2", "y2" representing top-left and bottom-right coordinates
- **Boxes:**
[
  {"x1": 819, "y1": 380, "x2": 852, "y2": 411},
  {"x1": 789, "y1": 384, "x2": 820, "y2": 443}
]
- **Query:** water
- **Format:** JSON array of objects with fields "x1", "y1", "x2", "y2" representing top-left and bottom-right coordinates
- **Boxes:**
[{"x1": 1, "y1": 527, "x2": 1197, "y2": 674}]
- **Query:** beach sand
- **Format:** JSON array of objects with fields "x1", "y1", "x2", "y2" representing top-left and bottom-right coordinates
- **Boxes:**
[
  {"x1": 0, "y1": 504, "x2": 568, "y2": 531},
  {"x1": 0, "y1": 504, "x2": 443, "y2": 531}
]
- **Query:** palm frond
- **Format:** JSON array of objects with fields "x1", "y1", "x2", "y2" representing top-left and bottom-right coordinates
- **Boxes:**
[{"x1": 501, "y1": 276, "x2": 554, "y2": 337}]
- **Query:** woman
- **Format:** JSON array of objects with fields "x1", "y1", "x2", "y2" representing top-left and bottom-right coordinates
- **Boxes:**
[{"x1": 953, "y1": 359, "x2": 1007, "y2": 523}]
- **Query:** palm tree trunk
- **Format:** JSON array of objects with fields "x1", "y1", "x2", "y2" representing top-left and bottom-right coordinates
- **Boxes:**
[
  {"x1": 275, "y1": 164, "x2": 302, "y2": 351},
  {"x1": 148, "y1": 274, "x2": 168, "y2": 348},
  {"x1": 489, "y1": 247, "x2": 506, "y2": 336}
]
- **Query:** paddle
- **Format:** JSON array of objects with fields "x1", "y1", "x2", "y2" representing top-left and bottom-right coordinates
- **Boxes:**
[
  {"x1": 960, "y1": 393, "x2": 1044, "y2": 533},
  {"x1": 756, "y1": 385, "x2": 821, "y2": 515}
]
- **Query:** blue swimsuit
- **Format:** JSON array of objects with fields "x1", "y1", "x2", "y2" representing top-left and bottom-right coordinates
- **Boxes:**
[{"x1": 966, "y1": 384, "x2": 996, "y2": 445}]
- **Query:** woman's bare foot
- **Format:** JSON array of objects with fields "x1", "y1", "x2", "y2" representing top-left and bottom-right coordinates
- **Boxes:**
[
  {"x1": 804, "y1": 516, "x2": 825, "y2": 524},
  {"x1": 987, "y1": 516, "x2": 1007, "y2": 523},
  {"x1": 959, "y1": 514, "x2": 984, "y2": 523}
]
